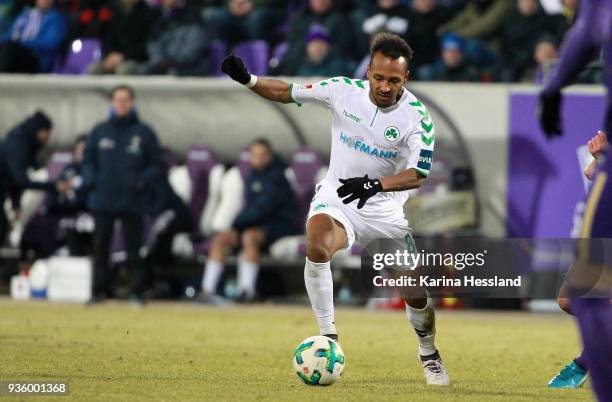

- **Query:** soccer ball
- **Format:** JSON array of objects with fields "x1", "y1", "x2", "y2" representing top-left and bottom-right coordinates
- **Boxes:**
[{"x1": 292, "y1": 336, "x2": 345, "y2": 386}]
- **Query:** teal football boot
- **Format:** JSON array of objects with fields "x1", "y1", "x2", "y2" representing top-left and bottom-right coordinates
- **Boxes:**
[{"x1": 548, "y1": 360, "x2": 588, "y2": 388}]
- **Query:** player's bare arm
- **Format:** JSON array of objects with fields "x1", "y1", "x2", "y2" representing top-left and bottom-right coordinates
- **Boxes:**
[
  {"x1": 380, "y1": 168, "x2": 426, "y2": 191},
  {"x1": 221, "y1": 54, "x2": 292, "y2": 104},
  {"x1": 336, "y1": 169, "x2": 426, "y2": 210}
]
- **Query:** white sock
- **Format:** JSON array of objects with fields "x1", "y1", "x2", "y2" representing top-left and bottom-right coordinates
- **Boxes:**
[
  {"x1": 406, "y1": 297, "x2": 437, "y2": 356},
  {"x1": 238, "y1": 259, "x2": 259, "y2": 297},
  {"x1": 202, "y1": 260, "x2": 223, "y2": 295},
  {"x1": 304, "y1": 258, "x2": 336, "y2": 335}
]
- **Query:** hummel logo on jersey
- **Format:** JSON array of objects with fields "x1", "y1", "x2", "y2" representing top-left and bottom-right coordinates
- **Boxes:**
[
  {"x1": 313, "y1": 202, "x2": 328, "y2": 211},
  {"x1": 364, "y1": 183, "x2": 373, "y2": 190},
  {"x1": 343, "y1": 109, "x2": 362, "y2": 123},
  {"x1": 384, "y1": 126, "x2": 400, "y2": 142},
  {"x1": 339, "y1": 133, "x2": 398, "y2": 159}
]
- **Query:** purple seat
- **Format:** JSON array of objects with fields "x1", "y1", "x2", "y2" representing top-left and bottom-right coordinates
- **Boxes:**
[
  {"x1": 33, "y1": 150, "x2": 74, "y2": 214},
  {"x1": 291, "y1": 147, "x2": 324, "y2": 222},
  {"x1": 354, "y1": 55, "x2": 369, "y2": 80},
  {"x1": 186, "y1": 146, "x2": 219, "y2": 225},
  {"x1": 237, "y1": 147, "x2": 251, "y2": 179},
  {"x1": 57, "y1": 38, "x2": 102, "y2": 75},
  {"x1": 269, "y1": 42, "x2": 289, "y2": 69},
  {"x1": 47, "y1": 151, "x2": 74, "y2": 180},
  {"x1": 210, "y1": 40, "x2": 227, "y2": 77},
  {"x1": 233, "y1": 40, "x2": 270, "y2": 76}
]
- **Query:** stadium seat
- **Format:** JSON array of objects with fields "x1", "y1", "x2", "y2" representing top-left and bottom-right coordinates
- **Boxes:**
[
  {"x1": 56, "y1": 38, "x2": 102, "y2": 75},
  {"x1": 237, "y1": 147, "x2": 251, "y2": 179},
  {"x1": 210, "y1": 40, "x2": 227, "y2": 77},
  {"x1": 233, "y1": 40, "x2": 270, "y2": 76},
  {"x1": 186, "y1": 146, "x2": 220, "y2": 226},
  {"x1": 354, "y1": 55, "x2": 369, "y2": 80},
  {"x1": 268, "y1": 42, "x2": 289, "y2": 69},
  {"x1": 289, "y1": 147, "x2": 325, "y2": 223},
  {"x1": 185, "y1": 146, "x2": 225, "y2": 256},
  {"x1": 47, "y1": 150, "x2": 74, "y2": 180}
]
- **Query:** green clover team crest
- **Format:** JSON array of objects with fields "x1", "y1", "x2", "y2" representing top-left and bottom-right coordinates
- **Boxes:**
[{"x1": 384, "y1": 126, "x2": 400, "y2": 142}]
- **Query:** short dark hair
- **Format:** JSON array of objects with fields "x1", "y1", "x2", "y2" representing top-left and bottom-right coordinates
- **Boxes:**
[
  {"x1": 74, "y1": 134, "x2": 88, "y2": 147},
  {"x1": 250, "y1": 138, "x2": 273, "y2": 151},
  {"x1": 110, "y1": 85, "x2": 135, "y2": 100},
  {"x1": 369, "y1": 32, "x2": 413, "y2": 65}
]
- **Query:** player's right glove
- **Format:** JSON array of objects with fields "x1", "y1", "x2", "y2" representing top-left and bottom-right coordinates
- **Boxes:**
[
  {"x1": 221, "y1": 53, "x2": 251, "y2": 85},
  {"x1": 538, "y1": 91, "x2": 563, "y2": 138}
]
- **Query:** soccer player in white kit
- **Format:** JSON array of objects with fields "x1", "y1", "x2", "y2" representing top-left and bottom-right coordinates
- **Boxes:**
[{"x1": 220, "y1": 32, "x2": 450, "y2": 385}]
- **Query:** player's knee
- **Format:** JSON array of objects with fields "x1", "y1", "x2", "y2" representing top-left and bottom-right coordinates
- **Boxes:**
[
  {"x1": 558, "y1": 297, "x2": 572, "y2": 314},
  {"x1": 211, "y1": 231, "x2": 233, "y2": 249},
  {"x1": 241, "y1": 229, "x2": 261, "y2": 248},
  {"x1": 306, "y1": 242, "x2": 332, "y2": 263}
]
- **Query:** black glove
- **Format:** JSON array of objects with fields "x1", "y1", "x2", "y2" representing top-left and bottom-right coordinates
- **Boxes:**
[
  {"x1": 538, "y1": 92, "x2": 562, "y2": 138},
  {"x1": 221, "y1": 53, "x2": 251, "y2": 85},
  {"x1": 337, "y1": 174, "x2": 383, "y2": 209}
]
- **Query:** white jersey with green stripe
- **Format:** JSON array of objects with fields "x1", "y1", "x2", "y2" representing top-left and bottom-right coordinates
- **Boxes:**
[{"x1": 290, "y1": 76, "x2": 435, "y2": 207}]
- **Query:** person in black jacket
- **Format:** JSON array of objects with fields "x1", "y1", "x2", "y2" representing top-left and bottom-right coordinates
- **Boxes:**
[
  {"x1": 201, "y1": 139, "x2": 299, "y2": 302},
  {"x1": 88, "y1": 0, "x2": 158, "y2": 75},
  {"x1": 0, "y1": 111, "x2": 67, "y2": 245},
  {"x1": 80, "y1": 85, "x2": 162, "y2": 303},
  {"x1": 19, "y1": 135, "x2": 89, "y2": 267},
  {"x1": 141, "y1": 160, "x2": 193, "y2": 296}
]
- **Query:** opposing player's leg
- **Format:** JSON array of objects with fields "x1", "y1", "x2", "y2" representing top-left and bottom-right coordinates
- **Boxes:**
[
  {"x1": 548, "y1": 279, "x2": 588, "y2": 388},
  {"x1": 304, "y1": 213, "x2": 349, "y2": 340},
  {"x1": 569, "y1": 168, "x2": 612, "y2": 401}
]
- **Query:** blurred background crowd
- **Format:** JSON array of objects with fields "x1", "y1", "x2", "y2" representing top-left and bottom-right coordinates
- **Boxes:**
[{"x1": 0, "y1": 0, "x2": 603, "y2": 84}]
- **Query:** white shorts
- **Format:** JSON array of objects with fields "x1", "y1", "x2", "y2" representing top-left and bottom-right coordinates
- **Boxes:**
[{"x1": 306, "y1": 181, "x2": 411, "y2": 249}]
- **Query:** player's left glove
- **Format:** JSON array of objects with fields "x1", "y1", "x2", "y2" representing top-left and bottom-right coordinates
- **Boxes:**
[
  {"x1": 538, "y1": 91, "x2": 563, "y2": 138},
  {"x1": 337, "y1": 174, "x2": 383, "y2": 209}
]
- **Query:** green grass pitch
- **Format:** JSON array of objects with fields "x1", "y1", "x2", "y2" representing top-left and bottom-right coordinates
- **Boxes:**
[{"x1": 0, "y1": 298, "x2": 595, "y2": 401}]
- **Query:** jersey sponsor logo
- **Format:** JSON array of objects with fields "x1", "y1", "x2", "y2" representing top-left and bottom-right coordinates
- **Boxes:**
[
  {"x1": 339, "y1": 132, "x2": 398, "y2": 159},
  {"x1": 343, "y1": 109, "x2": 362, "y2": 123},
  {"x1": 384, "y1": 126, "x2": 400, "y2": 142},
  {"x1": 417, "y1": 149, "x2": 433, "y2": 171}
]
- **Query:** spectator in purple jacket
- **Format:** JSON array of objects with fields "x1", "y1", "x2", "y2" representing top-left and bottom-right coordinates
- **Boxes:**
[{"x1": 0, "y1": 0, "x2": 67, "y2": 73}]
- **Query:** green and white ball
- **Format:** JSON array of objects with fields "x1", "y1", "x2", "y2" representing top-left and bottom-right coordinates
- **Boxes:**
[{"x1": 292, "y1": 336, "x2": 345, "y2": 386}]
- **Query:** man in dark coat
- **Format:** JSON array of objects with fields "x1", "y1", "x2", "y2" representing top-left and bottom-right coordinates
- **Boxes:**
[
  {"x1": 80, "y1": 85, "x2": 162, "y2": 303},
  {"x1": 201, "y1": 139, "x2": 299, "y2": 302},
  {"x1": 0, "y1": 111, "x2": 64, "y2": 244}
]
